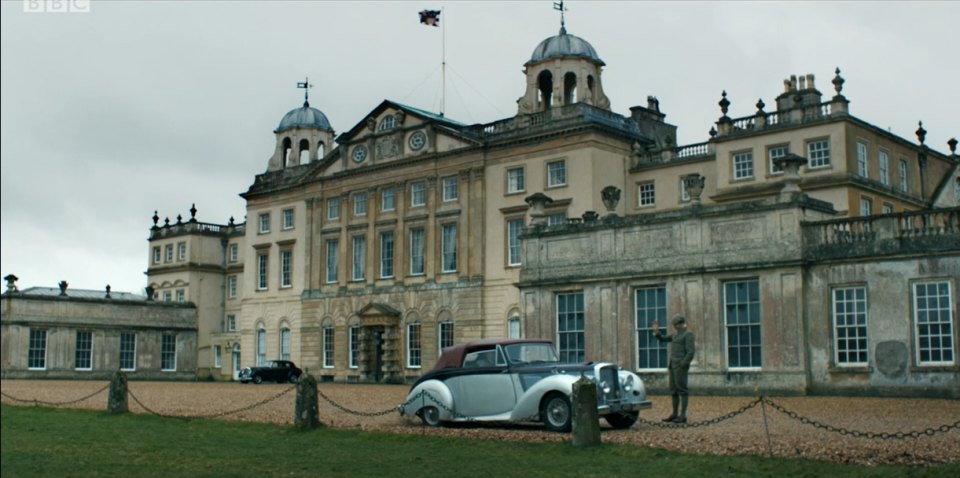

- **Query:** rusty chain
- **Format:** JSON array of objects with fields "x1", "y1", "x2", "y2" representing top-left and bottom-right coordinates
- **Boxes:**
[
  {"x1": 762, "y1": 397, "x2": 960, "y2": 440},
  {"x1": 0, "y1": 384, "x2": 110, "y2": 407},
  {"x1": 635, "y1": 396, "x2": 762, "y2": 429},
  {"x1": 315, "y1": 386, "x2": 409, "y2": 417},
  {"x1": 127, "y1": 385, "x2": 296, "y2": 420}
]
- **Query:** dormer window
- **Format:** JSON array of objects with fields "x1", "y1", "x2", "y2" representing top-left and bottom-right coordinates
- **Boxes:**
[{"x1": 378, "y1": 115, "x2": 396, "y2": 131}]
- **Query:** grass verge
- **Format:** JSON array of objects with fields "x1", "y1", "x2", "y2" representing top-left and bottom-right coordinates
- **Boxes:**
[{"x1": 1, "y1": 404, "x2": 955, "y2": 477}]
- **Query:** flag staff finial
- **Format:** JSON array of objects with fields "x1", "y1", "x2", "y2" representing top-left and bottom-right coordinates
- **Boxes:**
[
  {"x1": 296, "y1": 77, "x2": 313, "y2": 107},
  {"x1": 441, "y1": 7, "x2": 445, "y2": 117},
  {"x1": 554, "y1": 1, "x2": 567, "y2": 34},
  {"x1": 418, "y1": 8, "x2": 444, "y2": 116}
]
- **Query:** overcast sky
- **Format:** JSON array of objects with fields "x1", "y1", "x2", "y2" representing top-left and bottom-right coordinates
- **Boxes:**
[{"x1": 2, "y1": 1, "x2": 957, "y2": 295}]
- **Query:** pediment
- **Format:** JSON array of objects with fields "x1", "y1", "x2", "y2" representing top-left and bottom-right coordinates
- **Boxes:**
[
  {"x1": 334, "y1": 101, "x2": 479, "y2": 169},
  {"x1": 357, "y1": 302, "x2": 402, "y2": 327}
]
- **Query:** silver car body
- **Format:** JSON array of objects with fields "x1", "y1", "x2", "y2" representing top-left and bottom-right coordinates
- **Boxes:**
[{"x1": 399, "y1": 339, "x2": 651, "y2": 429}]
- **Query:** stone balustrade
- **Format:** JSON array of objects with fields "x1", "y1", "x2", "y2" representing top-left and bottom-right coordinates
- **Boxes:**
[{"x1": 802, "y1": 207, "x2": 960, "y2": 259}]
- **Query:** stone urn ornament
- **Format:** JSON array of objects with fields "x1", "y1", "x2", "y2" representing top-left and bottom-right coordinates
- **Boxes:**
[
  {"x1": 682, "y1": 173, "x2": 706, "y2": 205},
  {"x1": 773, "y1": 153, "x2": 808, "y2": 199},
  {"x1": 601, "y1": 186, "x2": 621, "y2": 216}
]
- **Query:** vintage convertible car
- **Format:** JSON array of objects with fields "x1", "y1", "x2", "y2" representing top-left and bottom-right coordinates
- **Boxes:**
[
  {"x1": 238, "y1": 360, "x2": 302, "y2": 384},
  {"x1": 399, "y1": 339, "x2": 651, "y2": 432}
]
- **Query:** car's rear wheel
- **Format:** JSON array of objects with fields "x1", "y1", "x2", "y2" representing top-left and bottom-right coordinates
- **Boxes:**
[
  {"x1": 253, "y1": 375, "x2": 262, "y2": 384},
  {"x1": 541, "y1": 393, "x2": 572, "y2": 432},
  {"x1": 605, "y1": 412, "x2": 639, "y2": 429},
  {"x1": 419, "y1": 406, "x2": 441, "y2": 427}
]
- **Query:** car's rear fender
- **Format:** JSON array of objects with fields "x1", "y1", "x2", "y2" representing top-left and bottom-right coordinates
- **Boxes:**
[
  {"x1": 510, "y1": 374, "x2": 579, "y2": 421},
  {"x1": 400, "y1": 379, "x2": 454, "y2": 421}
]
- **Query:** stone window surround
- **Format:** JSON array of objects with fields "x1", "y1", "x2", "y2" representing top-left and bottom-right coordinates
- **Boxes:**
[
  {"x1": 731, "y1": 149, "x2": 755, "y2": 181},
  {"x1": 546, "y1": 159, "x2": 567, "y2": 188},
  {"x1": 805, "y1": 137, "x2": 832, "y2": 170}
]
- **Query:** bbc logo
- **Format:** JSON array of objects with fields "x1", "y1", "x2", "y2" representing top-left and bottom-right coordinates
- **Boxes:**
[{"x1": 23, "y1": 0, "x2": 91, "y2": 13}]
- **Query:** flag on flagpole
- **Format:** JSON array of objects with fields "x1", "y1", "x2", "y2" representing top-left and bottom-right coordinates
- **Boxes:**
[{"x1": 419, "y1": 9, "x2": 440, "y2": 27}]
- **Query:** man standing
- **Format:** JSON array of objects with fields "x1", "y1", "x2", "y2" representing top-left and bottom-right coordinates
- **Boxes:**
[{"x1": 651, "y1": 315, "x2": 695, "y2": 423}]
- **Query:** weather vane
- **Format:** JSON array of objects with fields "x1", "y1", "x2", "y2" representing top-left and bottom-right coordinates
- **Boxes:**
[
  {"x1": 553, "y1": 1, "x2": 567, "y2": 32},
  {"x1": 297, "y1": 77, "x2": 313, "y2": 107}
]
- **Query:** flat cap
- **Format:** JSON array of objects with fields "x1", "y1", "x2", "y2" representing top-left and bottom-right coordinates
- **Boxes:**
[{"x1": 670, "y1": 315, "x2": 686, "y2": 326}]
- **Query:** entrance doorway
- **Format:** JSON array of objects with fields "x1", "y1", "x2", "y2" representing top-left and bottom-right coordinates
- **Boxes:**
[{"x1": 231, "y1": 344, "x2": 241, "y2": 381}]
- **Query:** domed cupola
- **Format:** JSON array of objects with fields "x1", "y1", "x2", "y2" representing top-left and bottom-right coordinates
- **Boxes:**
[
  {"x1": 527, "y1": 27, "x2": 604, "y2": 67},
  {"x1": 517, "y1": 27, "x2": 611, "y2": 114},
  {"x1": 275, "y1": 103, "x2": 333, "y2": 133},
  {"x1": 268, "y1": 78, "x2": 336, "y2": 172}
]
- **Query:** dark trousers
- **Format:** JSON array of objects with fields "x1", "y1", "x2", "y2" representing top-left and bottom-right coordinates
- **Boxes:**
[{"x1": 668, "y1": 364, "x2": 690, "y2": 396}]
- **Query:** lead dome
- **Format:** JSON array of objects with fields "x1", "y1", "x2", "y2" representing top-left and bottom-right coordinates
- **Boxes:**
[
  {"x1": 527, "y1": 27, "x2": 604, "y2": 66},
  {"x1": 275, "y1": 102, "x2": 333, "y2": 133}
]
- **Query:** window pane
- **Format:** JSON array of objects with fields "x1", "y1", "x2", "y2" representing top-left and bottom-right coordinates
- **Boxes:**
[
  {"x1": 724, "y1": 280, "x2": 761, "y2": 368},
  {"x1": 557, "y1": 292, "x2": 585, "y2": 363}
]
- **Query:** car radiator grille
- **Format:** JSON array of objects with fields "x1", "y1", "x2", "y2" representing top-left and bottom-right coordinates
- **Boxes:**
[{"x1": 598, "y1": 365, "x2": 620, "y2": 403}]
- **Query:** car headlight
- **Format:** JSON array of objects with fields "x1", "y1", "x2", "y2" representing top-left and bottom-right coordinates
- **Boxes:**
[
  {"x1": 620, "y1": 375, "x2": 635, "y2": 392},
  {"x1": 599, "y1": 380, "x2": 612, "y2": 395}
]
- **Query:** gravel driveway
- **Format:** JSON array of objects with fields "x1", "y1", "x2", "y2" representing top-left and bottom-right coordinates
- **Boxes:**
[{"x1": 2, "y1": 380, "x2": 957, "y2": 467}]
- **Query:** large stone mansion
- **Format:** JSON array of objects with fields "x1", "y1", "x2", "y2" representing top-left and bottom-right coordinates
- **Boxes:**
[{"x1": 5, "y1": 23, "x2": 957, "y2": 396}]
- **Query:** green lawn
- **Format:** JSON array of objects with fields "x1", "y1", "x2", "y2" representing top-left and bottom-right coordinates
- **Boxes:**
[{"x1": 1, "y1": 405, "x2": 954, "y2": 478}]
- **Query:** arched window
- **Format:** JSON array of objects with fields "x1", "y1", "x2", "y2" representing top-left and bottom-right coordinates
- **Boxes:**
[
  {"x1": 279, "y1": 327, "x2": 290, "y2": 361},
  {"x1": 256, "y1": 327, "x2": 266, "y2": 366},
  {"x1": 298, "y1": 139, "x2": 310, "y2": 165},
  {"x1": 321, "y1": 318, "x2": 335, "y2": 368},
  {"x1": 507, "y1": 311, "x2": 521, "y2": 339},
  {"x1": 563, "y1": 72, "x2": 577, "y2": 105},
  {"x1": 587, "y1": 75, "x2": 595, "y2": 103},
  {"x1": 537, "y1": 70, "x2": 553, "y2": 110},
  {"x1": 378, "y1": 115, "x2": 396, "y2": 131},
  {"x1": 317, "y1": 141, "x2": 326, "y2": 159},
  {"x1": 437, "y1": 310, "x2": 455, "y2": 352},
  {"x1": 282, "y1": 137, "x2": 292, "y2": 168},
  {"x1": 406, "y1": 314, "x2": 422, "y2": 369}
]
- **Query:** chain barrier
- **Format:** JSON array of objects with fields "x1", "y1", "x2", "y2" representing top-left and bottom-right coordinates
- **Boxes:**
[
  {"x1": 635, "y1": 396, "x2": 762, "y2": 429},
  {"x1": 315, "y1": 386, "x2": 409, "y2": 417},
  {"x1": 7, "y1": 383, "x2": 958, "y2": 440},
  {"x1": 762, "y1": 397, "x2": 960, "y2": 440},
  {"x1": 0, "y1": 384, "x2": 110, "y2": 408},
  {"x1": 127, "y1": 385, "x2": 296, "y2": 420}
]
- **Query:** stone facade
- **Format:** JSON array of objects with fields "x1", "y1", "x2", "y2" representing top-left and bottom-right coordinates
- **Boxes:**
[
  {"x1": 143, "y1": 24, "x2": 959, "y2": 393},
  {"x1": 518, "y1": 200, "x2": 959, "y2": 398},
  {"x1": 1, "y1": 282, "x2": 197, "y2": 380}
]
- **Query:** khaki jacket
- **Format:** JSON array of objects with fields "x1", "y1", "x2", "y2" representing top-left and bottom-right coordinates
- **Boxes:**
[{"x1": 655, "y1": 328, "x2": 695, "y2": 369}]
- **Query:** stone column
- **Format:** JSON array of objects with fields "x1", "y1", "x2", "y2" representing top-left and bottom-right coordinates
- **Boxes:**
[
  {"x1": 571, "y1": 376, "x2": 601, "y2": 447},
  {"x1": 294, "y1": 373, "x2": 320, "y2": 429},
  {"x1": 107, "y1": 371, "x2": 128, "y2": 415}
]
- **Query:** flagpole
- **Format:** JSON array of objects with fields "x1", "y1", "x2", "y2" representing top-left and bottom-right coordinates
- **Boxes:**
[{"x1": 441, "y1": 6, "x2": 446, "y2": 117}]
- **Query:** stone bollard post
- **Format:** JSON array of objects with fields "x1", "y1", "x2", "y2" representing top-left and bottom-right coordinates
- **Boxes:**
[
  {"x1": 571, "y1": 376, "x2": 601, "y2": 447},
  {"x1": 294, "y1": 373, "x2": 320, "y2": 429},
  {"x1": 107, "y1": 371, "x2": 128, "y2": 415}
]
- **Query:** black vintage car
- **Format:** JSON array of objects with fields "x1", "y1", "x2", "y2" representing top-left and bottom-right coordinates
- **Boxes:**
[{"x1": 239, "y1": 360, "x2": 302, "y2": 384}]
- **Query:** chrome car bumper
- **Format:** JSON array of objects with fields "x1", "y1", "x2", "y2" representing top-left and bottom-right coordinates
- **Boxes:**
[{"x1": 598, "y1": 400, "x2": 652, "y2": 415}]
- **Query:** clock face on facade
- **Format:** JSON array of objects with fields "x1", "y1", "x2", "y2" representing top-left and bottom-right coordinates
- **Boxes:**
[
  {"x1": 352, "y1": 145, "x2": 367, "y2": 163},
  {"x1": 408, "y1": 131, "x2": 427, "y2": 151}
]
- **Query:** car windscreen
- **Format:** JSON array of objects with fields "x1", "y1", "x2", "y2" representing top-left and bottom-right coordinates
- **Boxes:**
[{"x1": 502, "y1": 343, "x2": 559, "y2": 365}]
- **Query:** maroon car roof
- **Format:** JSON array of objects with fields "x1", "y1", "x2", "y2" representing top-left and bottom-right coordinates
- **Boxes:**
[{"x1": 431, "y1": 338, "x2": 553, "y2": 371}]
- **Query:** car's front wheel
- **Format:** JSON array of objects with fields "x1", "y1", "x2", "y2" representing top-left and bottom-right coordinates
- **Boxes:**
[
  {"x1": 605, "y1": 412, "x2": 639, "y2": 429},
  {"x1": 253, "y1": 375, "x2": 263, "y2": 384},
  {"x1": 418, "y1": 406, "x2": 441, "y2": 427},
  {"x1": 289, "y1": 373, "x2": 300, "y2": 384},
  {"x1": 541, "y1": 393, "x2": 572, "y2": 432}
]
